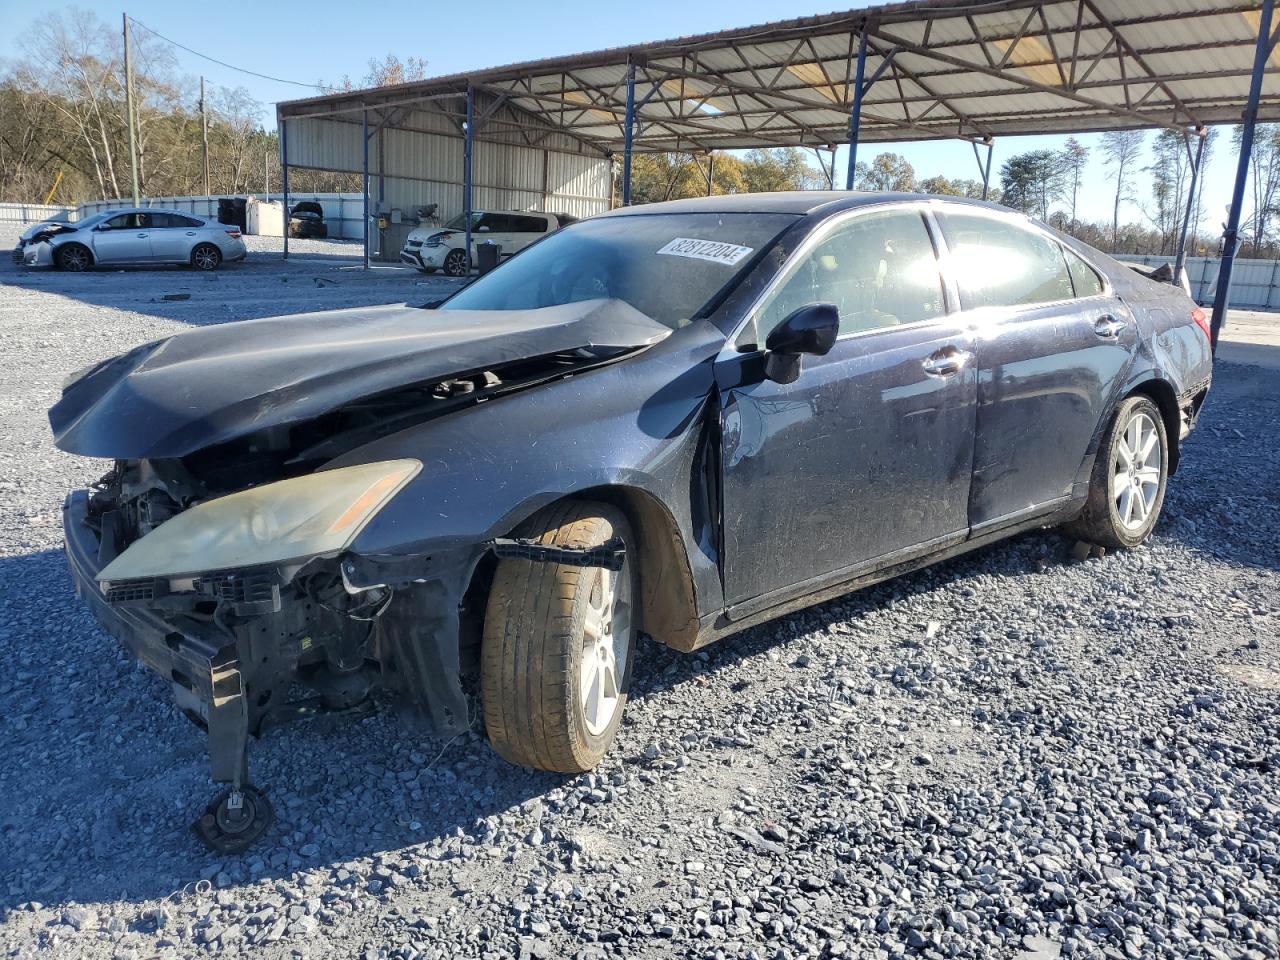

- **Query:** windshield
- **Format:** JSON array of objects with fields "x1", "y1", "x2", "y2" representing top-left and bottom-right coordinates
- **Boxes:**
[
  {"x1": 442, "y1": 212, "x2": 797, "y2": 328},
  {"x1": 75, "y1": 213, "x2": 110, "y2": 230}
]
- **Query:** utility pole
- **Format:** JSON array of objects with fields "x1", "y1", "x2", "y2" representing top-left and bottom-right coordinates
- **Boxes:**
[
  {"x1": 199, "y1": 76, "x2": 210, "y2": 196},
  {"x1": 122, "y1": 13, "x2": 140, "y2": 205},
  {"x1": 264, "y1": 150, "x2": 270, "y2": 195}
]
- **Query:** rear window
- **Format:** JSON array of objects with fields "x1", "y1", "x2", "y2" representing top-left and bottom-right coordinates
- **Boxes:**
[{"x1": 939, "y1": 211, "x2": 1074, "y2": 309}]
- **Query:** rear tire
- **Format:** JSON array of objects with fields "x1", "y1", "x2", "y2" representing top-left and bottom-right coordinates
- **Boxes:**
[
  {"x1": 191, "y1": 243, "x2": 222, "y2": 271},
  {"x1": 56, "y1": 244, "x2": 91, "y2": 272},
  {"x1": 481, "y1": 501, "x2": 637, "y2": 773},
  {"x1": 1065, "y1": 395, "x2": 1168, "y2": 550}
]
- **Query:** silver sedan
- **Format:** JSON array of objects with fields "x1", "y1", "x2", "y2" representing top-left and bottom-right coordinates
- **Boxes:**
[{"x1": 20, "y1": 208, "x2": 248, "y2": 271}]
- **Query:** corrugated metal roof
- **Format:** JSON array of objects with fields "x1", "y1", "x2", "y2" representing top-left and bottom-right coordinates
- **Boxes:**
[{"x1": 280, "y1": 0, "x2": 1280, "y2": 152}]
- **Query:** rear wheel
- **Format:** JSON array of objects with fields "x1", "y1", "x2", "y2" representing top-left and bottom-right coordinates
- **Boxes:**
[
  {"x1": 191, "y1": 243, "x2": 222, "y2": 271},
  {"x1": 1065, "y1": 395, "x2": 1168, "y2": 550},
  {"x1": 56, "y1": 244, "x2": 91, "y2": 272},
  {"x1": 443, "y1": 249, "x2": 468, "y2": 277},
  {"x1": 481, "y1": 501, "x2": 637, "y2": 773}
]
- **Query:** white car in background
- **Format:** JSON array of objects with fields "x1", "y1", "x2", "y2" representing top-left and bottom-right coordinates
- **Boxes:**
[
  {"x1": 400, "y1": 209, "x2": 576, "y2": 276},
  {"x1": 19, "y1": 208, "x2": 247, "y2": 271}
]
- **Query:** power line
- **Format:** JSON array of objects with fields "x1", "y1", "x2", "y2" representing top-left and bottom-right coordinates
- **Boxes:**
[{"x1": 127, "y1": 16, "x2": 326, "y2": 91}]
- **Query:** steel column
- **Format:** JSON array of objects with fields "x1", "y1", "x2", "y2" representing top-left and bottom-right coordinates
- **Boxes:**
[
  {"x1": 463, "y1": 84, "x2": 474, "y2": 273},
  {"x1": 623, "y1": 63, "x2": 636, "y2": 205},
  {"x1": 280, "y1": 118, "x2": 289, "y2": 261},
  {"x1": 1173, "y1": 128, "x2": 1207, "y2": 283},
  {"x1": 982, "y1": 138, "x2": 994, "y2": 200},
  {"x1": 362, "y1": 109, "x2": 370, "y2": 270},
  {"x1": 707, "y1": 154, "x2": 715, "y2": 196},
  {"x1": 1211, "y1": 0, "x2": 1273, "y2": 352},
  {"x1": 845, "y1": 30, "x2": 868, "y2": 190}
]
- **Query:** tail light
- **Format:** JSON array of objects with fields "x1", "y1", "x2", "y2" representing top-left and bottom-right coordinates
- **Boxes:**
[
  {"x1": 1191, "y1": 306, "x2": 1211, "y2": 341},
  {"x1": 225, "y1": 229, "x2": 241, "y2": 239}
]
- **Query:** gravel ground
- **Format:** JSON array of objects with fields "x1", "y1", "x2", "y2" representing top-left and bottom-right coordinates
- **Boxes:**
[{"x1": 0, "y1": 222, "x2": 1277, "y2": 960}]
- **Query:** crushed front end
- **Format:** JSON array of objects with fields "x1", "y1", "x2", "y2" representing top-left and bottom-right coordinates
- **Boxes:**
[{"x1": 62, "y1": 456, "x2": 474, "y2": 853}]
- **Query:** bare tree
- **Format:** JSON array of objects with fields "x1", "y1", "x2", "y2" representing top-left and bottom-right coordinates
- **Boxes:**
[
  {"x1": 1100, "y1": 130, "x2": 1145, "y2": 247},
  {"x1": 1059, "y1": 136, "x2": 1089, "y2": 227}
]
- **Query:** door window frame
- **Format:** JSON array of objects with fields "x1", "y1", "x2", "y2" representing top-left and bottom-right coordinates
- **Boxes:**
[
  {"x1": 931, "y1": 205, "x2": 1114, "y2": 318},
  {"x1": 728, "y1": 200, "x2": 959, "y2": 353}
]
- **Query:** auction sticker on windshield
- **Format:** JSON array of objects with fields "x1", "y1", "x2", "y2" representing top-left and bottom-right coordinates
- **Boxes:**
[{"x1": 656, "y1": 238, "x2": 754, "y2": 266}]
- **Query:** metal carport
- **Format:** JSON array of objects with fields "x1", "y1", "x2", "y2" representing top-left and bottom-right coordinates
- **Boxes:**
[{"x1": 277, "y1": 0, "x2": 1280, "y2": 347}]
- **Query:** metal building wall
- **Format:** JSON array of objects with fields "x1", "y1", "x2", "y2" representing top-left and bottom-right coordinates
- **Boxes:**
[{"x1": 283, "y1": 91, "x2": 612, "y2": 257}]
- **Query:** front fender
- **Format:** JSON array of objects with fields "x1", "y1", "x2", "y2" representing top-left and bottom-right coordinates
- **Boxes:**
[{"x1": 331, "y1": 321, "x2": 726, "y2": 612}]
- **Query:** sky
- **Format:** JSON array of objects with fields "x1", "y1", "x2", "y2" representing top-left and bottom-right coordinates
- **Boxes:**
[{"x1": 0, "y1": 0, "x2": 1244, "y2": 230}]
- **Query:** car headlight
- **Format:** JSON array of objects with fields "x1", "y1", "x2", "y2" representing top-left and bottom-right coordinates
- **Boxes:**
[{"x1": 97, "y1": 459, "x2": 421, "y2": 586}]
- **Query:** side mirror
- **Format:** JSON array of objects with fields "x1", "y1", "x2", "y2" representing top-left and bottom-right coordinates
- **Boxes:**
[{"x1": 763, "y1": 303, "x2": 840, "y2": 384}]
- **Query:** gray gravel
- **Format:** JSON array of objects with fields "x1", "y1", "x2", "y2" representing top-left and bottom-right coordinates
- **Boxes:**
[{"x1": 1, "y1": 222, "x2": 1277, "y2": 960}]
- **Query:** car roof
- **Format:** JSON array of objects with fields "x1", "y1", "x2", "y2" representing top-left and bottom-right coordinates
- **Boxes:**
[
  {"x1": 597, "y1": 191, "x2": 1015, "y2": 219},
  {"x1": 95, "y1": 208, "x2": 205, "y2": 219}
]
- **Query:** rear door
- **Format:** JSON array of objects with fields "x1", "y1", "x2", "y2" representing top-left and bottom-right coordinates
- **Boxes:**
[
  {"x1": 935, "y1": 209, "x2": 1135, "y2": 529},
  {"x1": 91, "y1": 212, "x2": 153, "y2": 263},
  {"x1": 716, "y1": 205, "x2": 977, "y2": 611},
  {"x1": 505, "y1": 213, "x2": 552, "y2": 254},
  {"x1": 148, "y1": 213, "x2": 202, "y2": 262}
]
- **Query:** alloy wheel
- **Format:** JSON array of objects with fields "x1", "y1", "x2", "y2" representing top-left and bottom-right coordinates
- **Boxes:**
[
  {"x1": 1112, "y1": 411, "x2": 1162, "y2": 530},
  {"x1": 580, "y1": 564, "x2": 632, "y2": 736},
  {"x1": 193, "y1": 245, "x2": 220, "y2": 271}
]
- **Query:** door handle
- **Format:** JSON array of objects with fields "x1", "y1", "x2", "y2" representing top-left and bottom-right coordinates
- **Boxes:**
[
  {"x1": 1094, "y1": 315, "x2": 1127, "y2": 339},
  {"x1": 136, "y1": 233, "x2": 148, "y2": 238},
  {"x1": 185, "y1": 231, "x2": 197, "y2": 236},
  {"x1": 922, "y1": 347, "x2": 971, "y2": 378}
]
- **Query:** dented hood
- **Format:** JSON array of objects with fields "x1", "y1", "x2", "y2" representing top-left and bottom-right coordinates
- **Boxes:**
[{"x1": 50, "y1": 299, "x2": 670, "y2": 459}]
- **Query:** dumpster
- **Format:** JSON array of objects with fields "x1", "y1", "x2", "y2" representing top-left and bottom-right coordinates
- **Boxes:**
[{"x1": 476, "y1": 241, "x2": 502, "y2": 275}]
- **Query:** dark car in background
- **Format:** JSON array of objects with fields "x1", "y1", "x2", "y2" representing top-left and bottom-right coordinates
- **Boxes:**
[
  {"x1": 52, "y1": 192, "x2": 1212, "y2": 850},
  {"x1": 289, "y1": 201, "x2": 328, "y2": 239}
]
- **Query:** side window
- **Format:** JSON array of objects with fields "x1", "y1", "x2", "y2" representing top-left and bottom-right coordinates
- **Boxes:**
[
  {"x1": 753, "y1": 209, "x2": 945, "y2": 342},
  {"x1": 939, "y1": 212, "x2": 1074, "y2": 309},
  {"x1": 1065, "y1": 248, "x2": 1105, "y2": 297},
  {"x1": 181, "y1": 215, "x2": 205, "y2": 227},
  {"x1": 149, "y1": 213, "x2": 176, "y2": 228},
  {"x1": 477, "y1": 213, "x2": 513, "y2": 232},
  {"x1": 104, "y1": 214, "x2": 134, "y2": 230},
  {"x1": 510, "y1": 214, "x2": 550, "y2": 233}
]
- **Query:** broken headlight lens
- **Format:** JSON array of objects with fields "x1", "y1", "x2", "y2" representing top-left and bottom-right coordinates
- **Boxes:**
[{"x1": 97, "y1": 459, "x2": 421, "y2": 586}]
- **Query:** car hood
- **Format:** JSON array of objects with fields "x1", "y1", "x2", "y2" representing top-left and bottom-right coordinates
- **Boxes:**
[{"x1": 50, "y1": 299, "x2": 671, "y2": 459}]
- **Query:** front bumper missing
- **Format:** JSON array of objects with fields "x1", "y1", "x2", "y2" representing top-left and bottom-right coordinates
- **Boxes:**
[{"x1": 63, "y1": 491, "x2": 255, "y2": 786}]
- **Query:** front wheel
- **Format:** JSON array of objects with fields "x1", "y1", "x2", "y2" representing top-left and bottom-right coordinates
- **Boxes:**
[
  {"x1": 481, "y1": 501, "x2": 637, "y2": 773},
  {"x1": 1065, "y1": 395, "x2": 1168, "y2": 550},
  {"x1": 56, "y1": 244, "x2": 91, "y2": 272},
  {"x1": 191, "y1": 243, "x2": 222, "y2": 271},
  {"x1": 442, "y1": 249, "x2": 468, "y2": 277}
]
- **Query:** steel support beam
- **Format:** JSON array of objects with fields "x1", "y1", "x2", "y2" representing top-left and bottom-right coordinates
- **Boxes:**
[
  {"x1": 1211, "y1": 0, "x2": 1272, "y2": 352},
  {"x1": 362, "y1": 109, "x2": 370, "y2": 270},
  {"x1": 463, "y1": 83, "x2": 475, "y2": 273},
  {"x1": 623, "y1": 63, "x2": 636, "y2": 205},
  {"x1": 280, "y1": 117, "x2": 289, "y2": 261},
  {"x1": 845, "y1": 30, "x2": 868, "y2": 190},
  {"x1": 1173, "y1": 128, "x2": 1207, "y2": 282},
  {"x1": 973, "y1": 137, "x2": 994, "y2": 200}
]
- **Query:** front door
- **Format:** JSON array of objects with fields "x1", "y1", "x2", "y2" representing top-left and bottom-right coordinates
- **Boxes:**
[
  {"x1": 934, "y1": 210, "x2": 1136, "y2": 527},
  {"x1": 716, "y1": 206, "x2": 977, "y2": 610},
  {"x1": 91, "y1": 212, "x2": 153, "y2": 263}
]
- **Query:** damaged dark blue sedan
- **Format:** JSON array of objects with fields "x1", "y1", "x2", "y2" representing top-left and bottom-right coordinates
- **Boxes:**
[{"x1": 53, "y1": 192, "x2": 1212, "y2": 850}]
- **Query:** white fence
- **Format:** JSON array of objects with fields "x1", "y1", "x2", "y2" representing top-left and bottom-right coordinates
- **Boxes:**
[
  {"x1": 0, "y1": 194, "x2": 366, "y2": 240},
  {"x1": 1114, "y1": 254, "x2": 1280, "y2": 311}
]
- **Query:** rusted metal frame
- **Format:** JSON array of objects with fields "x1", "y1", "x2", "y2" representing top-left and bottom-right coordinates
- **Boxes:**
[
  {"x1": 996, "y1": 7, "x2": 1041, "y2": 69},
  {"x1": 1036, "y1": 7, "x2": 1070, "y2": 88},
  {"x1": 469, "y1": 83, "x2": 613, "y2": 157},
  {"x1": 861, "y1": 47, "x2": 901, "y2": 98},
  {"x1": 766, "y1": 38, "x2": 811, "y2": 91},
  {"x1": 966, "y1": 14, "x2": 998, "y2": 68},
  {"x1": 972, "y1": 137, "x2": 995, "y2": 200},
  {"x1": 861, "y1": 36, "x2": 993, "y2": 140},
  {"x1": 1080, "y1": 0, "x2": 1201, "y2": 126},
  {"x1": 1075, "y1": 35, "x2": 1119, "y2": 91},
  {"x1": 1068, "y1": 0, "x2": 1086, "y2": 87},
  {"x1": 804, "y1": 37, "x2": 843, "y2": 102},
  {"x1": 866, "y1": 22, "x2": 1191, "y2": 134},
  {"x1": 892, "y1": 60, "x2": 912, "y2": 124}
]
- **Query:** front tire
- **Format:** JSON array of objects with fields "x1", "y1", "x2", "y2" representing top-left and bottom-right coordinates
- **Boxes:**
[
  {"x1": 481, "y1": 501, "x2": 637, "y2": 773},
  {"x1": 1065, "y1": 395, "x2": 1168, "y2": 550},
  {"x1": 443, "y1": 249, "x2": 468, "y2": 277},
  {"x1": 56, "y1": 244, "x2": 91, "y2": 272},
  {"x1": 191, "y1": 243, "x2": 222, "y2": 271}
]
